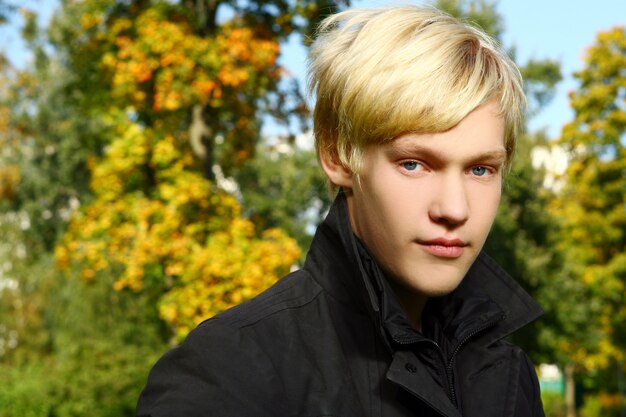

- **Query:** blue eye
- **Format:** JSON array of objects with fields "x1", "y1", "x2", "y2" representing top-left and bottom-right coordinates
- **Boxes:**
[
  {"x1": 471, "y1": 166, "x2": 489, "y2": 176},
  {"x1": 402, "y1": 161, "x2": 420, "y2": 171}
]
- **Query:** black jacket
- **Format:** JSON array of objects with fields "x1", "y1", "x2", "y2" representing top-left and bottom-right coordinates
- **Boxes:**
[{"x1": 137, "y1": 194, "x2": 545, "y2": 417}]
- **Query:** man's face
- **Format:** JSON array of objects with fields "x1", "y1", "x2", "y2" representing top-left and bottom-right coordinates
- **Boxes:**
[{"x1": 345, "y1": 101, "x2": 505, "y2": 308}]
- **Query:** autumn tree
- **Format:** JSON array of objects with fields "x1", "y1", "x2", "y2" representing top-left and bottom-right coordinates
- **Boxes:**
[
  {"x1": 0, "y1": 0, "x2": 344, "y2": 414},
  {"x1": 47, "y1": 0, "x2": 347, "y2": 337},
  {"x1": 54, "y1": 114, "x2": 302, "y2": 338},
  {"x1": 549, "y1": 25, "x2": 626, "y2": 377},
  {"x1": 0, "y1": 0, "x2": 347, "y2": 339}
]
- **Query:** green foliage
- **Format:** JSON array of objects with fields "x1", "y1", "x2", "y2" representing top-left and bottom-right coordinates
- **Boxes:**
[
  {"x1": 234, "y1": 142, "x2": 332, "y2": 252},
  {"x1": 550, "y1": 26, "x2": 626, "y2": 371},
  {"x1": 580, "y1": 393, "x2": 626, "y2": 417},
  {"x1": 0, "y1": 217, "x2": 52, "y2": 364},
  {"x1": 0, "y1": 8, "x2": 108, "y2": 252},
  {"x1": 0, "y1": 362, "x2": 54, "y2": 417},
  {"x1": 521, "y1": 59, "x2": 563, "y2": 117},
  {"x1": 541, "y1": 391, "x2": 567, "y2": 417},
  {"x1": 0, "y1": 252, "x2": 168, "y2": 417},
  {"x1": 44, "y1": 266, "x2": 166, "y2": 417}
]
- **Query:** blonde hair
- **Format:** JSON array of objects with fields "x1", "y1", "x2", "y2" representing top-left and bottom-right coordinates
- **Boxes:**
[{"x1": 308, "y1": 5, "x2": 526, "y2": 181}]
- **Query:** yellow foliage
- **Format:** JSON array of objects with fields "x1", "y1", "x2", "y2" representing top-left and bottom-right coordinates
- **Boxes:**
[
  {"x1": 80, "y1": 11, "x2": 103, "y2": 30},
  {"x1": 98, "y1": 8, "x2": 280, "y2": 113},
  {"x1": 549, "y1": 26, "x2": 626, "y2": 372},
  {"x1": 49, "y1": 1, "x2": 303, "y2": 341},
  {"x1": 158, "y1": 219, "x2": 301, "y2": 340},
  {"x1": 0, "y1": 165, "x2": 20, "y2": 200},
  {"x1": 56, "y1": 115, "x2": 301, "y2": 340}
]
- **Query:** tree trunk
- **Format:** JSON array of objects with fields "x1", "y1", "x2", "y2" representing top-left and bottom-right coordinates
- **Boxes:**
[
  {"x1": 618, "y1": 362, "x2": 626, "y2": 417},
  {"x1": 565, "y1": 363, "x2": 576, "y2": 417},
  {"x1": 189, "y1": 104, "x2": 214, "y2": 181}
]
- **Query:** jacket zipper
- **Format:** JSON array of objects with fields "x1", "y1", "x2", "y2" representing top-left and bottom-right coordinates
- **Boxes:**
[
  {"x1": 391, "y1": 314, "x2": 506, "y2": 411},
  {"x1": 445, "y1": 314, "x2": 506, "y2": 407}
]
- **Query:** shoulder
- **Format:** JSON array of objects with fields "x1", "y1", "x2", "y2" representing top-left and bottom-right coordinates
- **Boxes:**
[
  {"x1": 178, "y1": 268, "x2": 325, "y2": 358},
  {"x1": 515, "y1": 347, "x2": 545, "y2": 416},
  {"x1": 137, "y1": 270, "x2": 320, "y2": 417},
  {"x1": 204, "y1": 268, "x2": 323, "y2": 330},
  {"x1": 493, "y1": 341, "x2": 545, "y2": 417},
  {"x1": 458, "y1": 340, "x2": 544, "y2": 416},
  {"x1": 137, "y1": 320, "x2": 289, "y2": 416}
]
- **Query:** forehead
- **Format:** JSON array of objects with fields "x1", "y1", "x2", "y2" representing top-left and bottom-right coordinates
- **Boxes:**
[{"x1": 384, "y1": 101, "x2": 506, "y2": 158}]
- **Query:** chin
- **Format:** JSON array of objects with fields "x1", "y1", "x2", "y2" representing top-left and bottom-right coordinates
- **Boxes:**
[
  {"x1": 399, "y1": 275, "x2": 464, "y2": 299},
  {"x1": 415, "y1": 265, "x2": 469, "y2": 296},
  {"x1": 420, "y1": 284, "x2": 462, "y2": 298}
]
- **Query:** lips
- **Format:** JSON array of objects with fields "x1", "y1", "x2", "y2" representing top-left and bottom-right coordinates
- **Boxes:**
[{"x1": 417, "y1": 238, "x2": 467, "y2": 258}]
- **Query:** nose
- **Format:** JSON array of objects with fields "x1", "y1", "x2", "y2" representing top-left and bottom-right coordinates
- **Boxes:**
[{"x1": 429, "y1": 174, "x2": 470, "y2": 227}]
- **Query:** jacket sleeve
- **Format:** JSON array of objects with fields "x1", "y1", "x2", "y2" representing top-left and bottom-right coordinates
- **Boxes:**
[
  {"x1": 517, "y1": 351, "x2": 545, "y2": 417},
  {"x1": 136, "y1": 320, "x2": 288, "y2": 417}
]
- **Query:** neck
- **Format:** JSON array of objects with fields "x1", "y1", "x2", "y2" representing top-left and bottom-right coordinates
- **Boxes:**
[{"x1": 387, "y1": 279, "x2": 428, "y2": 332}]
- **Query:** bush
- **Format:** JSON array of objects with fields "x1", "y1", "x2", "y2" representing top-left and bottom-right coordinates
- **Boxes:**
[
  {"x1": 0, "y1": 363, "x2": 54, "y2": 417},
  {"x1": 541, "y1": 391, "x2": 566, "y2": 417},
  {"x1": 580, "y1": 393, "x2": 626, "y2": 417}
]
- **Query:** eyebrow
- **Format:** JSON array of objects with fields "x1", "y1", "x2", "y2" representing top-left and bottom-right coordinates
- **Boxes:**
[{"x1": 386, "y1": 142, "x2": 507, "y2": 165}]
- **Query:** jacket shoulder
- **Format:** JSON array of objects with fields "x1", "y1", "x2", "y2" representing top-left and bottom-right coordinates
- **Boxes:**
[
  {"x1": 206, "y1": 268, "x2": 323, "y2": 330},
  {"x1": 135, "y1": 271, "x2": 320, "y2": 417},
  {"x1": 136, "y1": 317, "x2": 289, "y2": 417},
  {"x1": 489, "y1": 340, "x2": 545, "y2": 417}
]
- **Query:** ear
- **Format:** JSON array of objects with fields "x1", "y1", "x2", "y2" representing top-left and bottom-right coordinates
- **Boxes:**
[{"x1": 319, "y1": 148, "x2": 354, "y2": 189}]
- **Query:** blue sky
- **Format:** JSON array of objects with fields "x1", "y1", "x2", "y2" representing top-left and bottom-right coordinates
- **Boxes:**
[
  {"x1": 498, "y1": 0, "x2": 626, "y2": 137},
  {"x1": 2, "y1": 0, "x2": 625, "y2": 139}
]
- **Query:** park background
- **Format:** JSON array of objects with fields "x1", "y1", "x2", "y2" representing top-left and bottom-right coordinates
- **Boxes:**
[{"x1": 0, "y1": 0, "x2": 625, "y2": 416}]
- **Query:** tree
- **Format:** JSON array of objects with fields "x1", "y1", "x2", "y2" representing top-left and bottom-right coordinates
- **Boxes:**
[
  {"x1": 45, "y1": 0, "x2": 333, "y2": 338},
  {"x1": 55, "y1": 113, "x2": 302, "y2": 339},
  {"x1": 550, "y1": 26, "x2": 626, "y2": 374},
  {"x1": 0, "y1": 4, "x2": 104, "y2": 253},
  {"x1": 0, "y1": 0, "x2": 344, "y2": 414},
  {"x1": 0, "y1": 0, "x2": 348, "y2": 338},
  {"x1": 547, "y1": 25, "x2": 626, "y2": 417},
  {"x1": 0, "y1": 251, "x2": 171, "y2": 417}
]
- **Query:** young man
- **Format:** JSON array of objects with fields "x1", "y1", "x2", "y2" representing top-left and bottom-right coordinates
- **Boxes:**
[{"x1": 137, "y1": 5, "x2": 545, "y2": 417}]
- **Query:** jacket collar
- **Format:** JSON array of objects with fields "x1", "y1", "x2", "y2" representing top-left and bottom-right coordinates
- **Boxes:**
[
  {"x1": 304, "y1": 192, "x2": 543, "y2": 351},
  {"x1": 303, "y1": 191, "x2": 381, "y2": 317}
]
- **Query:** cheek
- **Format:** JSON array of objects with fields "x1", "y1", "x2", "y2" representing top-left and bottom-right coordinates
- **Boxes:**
[
  {"x1": 471, "y1": 184, "x2": 502, "y2": 226},
  {"x1": 372, "y1": 178, "x2": 418, "y2": 221},
  {"x1": 356, "y1": 176, "x2": 409, "y2": 233}
]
